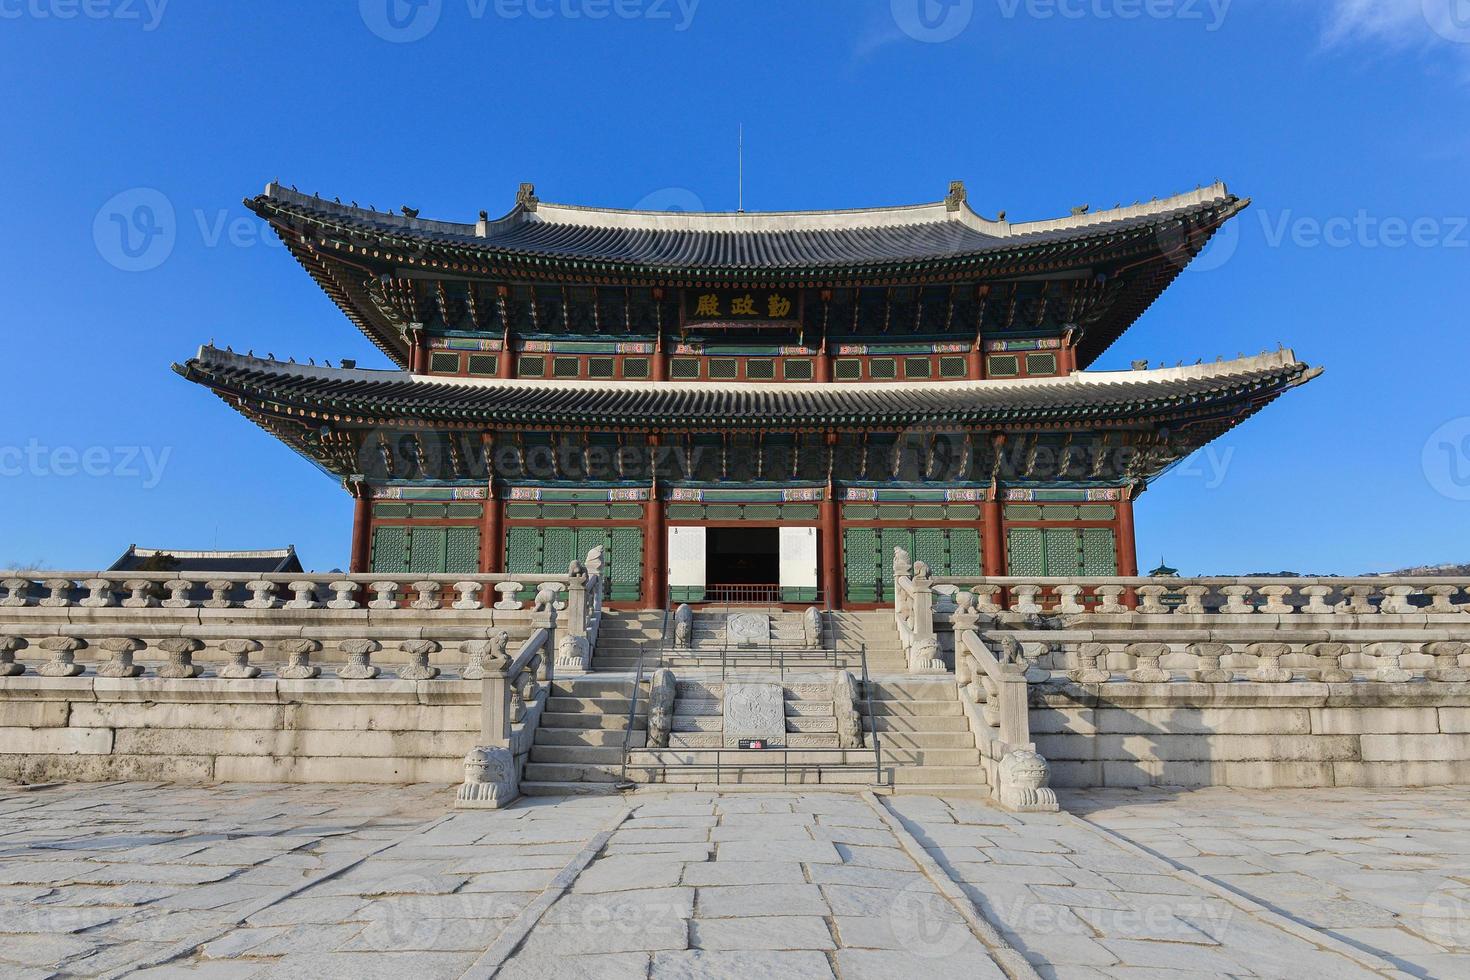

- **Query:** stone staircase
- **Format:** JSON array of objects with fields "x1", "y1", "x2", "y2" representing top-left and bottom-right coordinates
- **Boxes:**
[
  {"x1": 590, "y1": 609, "x2": 908, "y2": 674},
  {"x1": 521, "y1": 666, "x2": 986, "y2": 797}
]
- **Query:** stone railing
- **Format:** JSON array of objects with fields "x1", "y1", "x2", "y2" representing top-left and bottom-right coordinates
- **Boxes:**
[
  {"x1": 954, "y1": 628, "x2": 1058, "y2": 812},
  {"x1": 0, "y1": 549, "x2": 607, "y2": 679},
  {"x1": 892, "y1": 549, "x2": 943, "y2": 674},
  {"x1": 456, "y1": 628, "x2": 552, "y2": 809},
  {"x1": 924, "y1": 575, "x2": 1470, "y2": 619}
]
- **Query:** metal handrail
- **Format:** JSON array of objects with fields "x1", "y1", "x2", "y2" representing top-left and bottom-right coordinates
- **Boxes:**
[
  {"x1": 860, "y1": 642, "x2": 885, "y2": 786},
  {"x1": 616, "y1": 640, "x2": 646, "y2": 790},
  {"x1": 625, "y1": 745, "x2": 883, "y2": 787}
]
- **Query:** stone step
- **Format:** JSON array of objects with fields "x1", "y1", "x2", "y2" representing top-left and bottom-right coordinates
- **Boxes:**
[
  {"x1": 536, "y1": 728, "x2": 646, "y2": 748},
  {"x1": 864, "y1": 731, "x2": 975, "y2": 750},
  {"x1": 860, "y1": 700, "x2": 963, "y2": 717},
  {"x1": 785, "y1": 716, "x2": 836, "y2": 734},
  {"x1": 520, "y1": 781, "x2": 622, "y2": 797},
  {"x1": 892, "y1": 765, "x2": 987, "y2": 785},
  {"x1": 867, "y1": 681, "x2": 961, "y2": 698},
  {"x1": 529, "y1": 745, "x2": 625, "y2": 765},
  {"x1": 784, "y1": 701, "x2": 835, "y2": 718},
  {"x1": 551, "y1": 679, "x2": 638, "y2": 698},
  {"x1": 671, "y1": 716, "x2": 722, "y2": 733},
  {"x1": 540, "y1": 712, "x2": 645, "y2": 731},
  {"x1": 863, "y1": 715, "x2": 972, "y2": 733},
  {"x1": 545, "y1": 696, "x2": 635, "y2": 714},
  {"x1": 874, "y1": 748, "x2": 983, "y2": 766},
  {"x1": 522, "y1": 762, "x2": 625, "y2": 783},
  {"x1": 673, "y1": 699, "x2": 721, "y2": 717}
]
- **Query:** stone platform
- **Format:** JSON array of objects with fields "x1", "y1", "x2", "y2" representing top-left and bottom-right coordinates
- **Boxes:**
[{"x1": 1, "y1": 782, "x2": 1463, "y2": 977}]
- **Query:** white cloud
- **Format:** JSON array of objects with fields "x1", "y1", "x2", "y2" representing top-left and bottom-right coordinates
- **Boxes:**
[{"x1": 1316, "y1": 0, "x2": 1470, "y2": 48}]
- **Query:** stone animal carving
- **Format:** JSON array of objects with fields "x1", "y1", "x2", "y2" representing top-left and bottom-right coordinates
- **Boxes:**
[
  {"x1": 997, "y1": 748, "x2": 1059, "y2": 812},
  {"x1": 833, "y1": 670, "x2": 864, "y2": 750},
  {"x1": 646, "y1": 669, "x2": 677, "y2": 748},
  {"x1": 673, "y1": 603, "x2": 693, "y2": 649},
  {"x1": 456, "y1": 745, "x2": 517, "y2": 809}
]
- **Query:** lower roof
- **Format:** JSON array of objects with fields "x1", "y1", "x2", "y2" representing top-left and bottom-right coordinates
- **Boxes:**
[{"x1": 175, "y1": 346, "x2": 1319, "y2": 430}]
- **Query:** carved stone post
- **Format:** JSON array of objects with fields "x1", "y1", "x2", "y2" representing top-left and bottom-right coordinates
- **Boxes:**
[
  {"x1": 1094, "y1": 586, "x2": 1126, "y2": 615},
  {"x1": 1301, "y1": 585, "x2": 1334, "y2": 615},
  {"x1": 0, "y1": 579, "x2": 33, "y2": 608},
  {"x1": 398, "y1": 639, "x2": 442, "y2": 680},
  {"x1": 1368, "y1": 642, "x2": 1412, "y2": 683},
  {"x1": 327, "y1": 580, "x2": 360, "y2": 610},
  {"x1": 1247, "y1": 642, "x2": 1293, "y2": 683},
  {"x1": 203, "y1": 580, "x2": 233, "y2": 608},
  {"x1": 157, "y1": 638, "x2": 204, "y2": 678},
  {"x1": 461, "y1": 632, "x2": 509, "y2": 680},
  {"x1": 411, "y1": 581, "x2": 442, "y2": 611},
  {"x1": 1307, "y1": 642, "x2": 1353, "y2": 683},
  {"x1": 1126, "y1": 642, "x2": 1170, "y2": 683},
  {"x1": 219, "y1": 639, "x2": 263, "y2": 679},
  {"x1": 244, "y1": 581, "x2": 280, "y2": 610},
  {"x1": 369, "y1": 581, "x2": 402, "y2": 610},
  {"x1": 40, "y1": 578, "x2": 75, "y2": 608},
  {"x1": 80, "y1": 579, "x2": 118, "y2": 608},
  {"x1": 1187, "y1": 642, "x2": 1234, "y2": 684},
  {"x1": 278, "y1": 639, "x2": 322, "y2": 679},
  {"x1": 1179, "y1": 585, "x2": 1209, "y2": 615},
  {"x1": 1009, "y1": 584, "x2": 1041, "y2": 615},
  {"x1": 1426, "y1": 641, "x2": 1470, "y2": 683},
  {"x1": 1136, "y1": 585, "x2": 1168, "y2": 615},
  {"x1": 1056, "y1": 585, "x2": 1086, "y2": 615},
  {"x1": 38, "y1": 637, "x2": 87, "y2": 677},
  {"x1": 286, "y1": 580, "x2": 322, "y2": 610},
  {"x1": 998, "y1": 749, "x2": 1059, "y2": 813},
  {"x1": 453, "y1": 582, "x2": 483, "y2": 611},
  {"x1": 122, "y1": 580, "x2": 160, "y2": 609},
  {"x1": 1220, "y1": 584, "x2": 1255, "y2": 615},
  {"x1": 97, "y1": 637, "x2": 146, "y2": 678},
  {"x1": 457, "y1": 663, "x2": 519, "y2": 808},
  {"x1": 832, "y1": 670, "x2": 863, "y2": 750},
  {"x1": 162, "y1": 580, "x2": 196, "y2": 609},
  {"x1": 1070, "y1": 642, "x2": 1112, "y2": 684},
  {"x1": 338, "y1": 639, "x2": 382, "y2": 680},
  {"x1": 1258, "y1": 585, "x2": 1293, "y2": 615},
  {"x1": 0, "y1": 636, "x2": 27, "y2": 676}
]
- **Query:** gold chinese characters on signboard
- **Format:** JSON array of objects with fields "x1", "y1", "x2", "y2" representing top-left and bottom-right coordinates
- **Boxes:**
[{"x1": 683, "y1": 288, "x2": 800, "y2": 324}]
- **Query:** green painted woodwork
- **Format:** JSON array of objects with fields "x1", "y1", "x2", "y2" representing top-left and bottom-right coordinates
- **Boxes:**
[
  {"x1": 1006, "y1": 526, "x2": 1117, "y2": 576},
  {"x1": 504, "y1": 525, "x2": 645, "y2": 602},
  {"x1": 844, "y1": 526, "x2": 984, "y2": 603},
  {"x1": 372, "y1": 524, "x2": 479, "y2": 576}
]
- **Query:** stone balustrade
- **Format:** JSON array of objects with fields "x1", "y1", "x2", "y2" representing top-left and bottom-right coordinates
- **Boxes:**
[{"x1": 923, "y1": 575, "x2": 1470, "y2": 618}]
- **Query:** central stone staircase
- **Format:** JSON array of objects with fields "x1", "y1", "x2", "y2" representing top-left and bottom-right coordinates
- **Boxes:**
[{"x1": 519, "y1": 608, "x2": 986, "y2": 797}]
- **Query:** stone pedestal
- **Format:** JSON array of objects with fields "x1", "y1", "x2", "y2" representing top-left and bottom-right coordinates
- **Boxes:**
[{"x1": 455, "y1": 746, "x2": 518, "y2": 809}]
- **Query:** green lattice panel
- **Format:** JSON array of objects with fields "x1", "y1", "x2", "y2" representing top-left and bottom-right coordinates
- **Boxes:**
[
  {"x1": 445, "y1": 526, "x2": 480, "y2": 576},
  {"x1": 1007, "y1": 528, "x2": 1046, "y2": 576},
  {"x1": 1082, "y1": 528, "x2": 1118, "y2": 576},
  {"x1": 608, "y1": 527, "x2": 644, "y2": 601},
  {"x1": 948, "y1": 529, "x2": 982, "y2": 577},
  {"x1": 542, "y1": 527, "x2": 577, "y2": 578},
  {"x1": 370, "y1": 526, "x2": 410, "y2": 575},
  {"x1": 879, "y1": 529, "x2": 915, "y2": 601},
  {"x1": 505, "y1": 528, "x2": 542, "y2": 575},
  {"x1": 912, "y1": 529, "x2": 948, "y2": 576},
  {"x1": 843, "y1": 528, "x2": 880, "y2": 604},
  {"x1": 1044, "y1": 528, "x2": 1081, "y2": 576},
  {"x1": 409, "y1": 527, "x2": 448, "y2": 576},
  {"x1": 575, "y1": 527, "x2": 607, "y2": 569}
]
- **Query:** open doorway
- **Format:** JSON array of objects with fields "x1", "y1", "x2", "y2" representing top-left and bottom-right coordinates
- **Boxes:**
[{"x1": 706, "y1": 526, "x2": 779, "y2": 601}]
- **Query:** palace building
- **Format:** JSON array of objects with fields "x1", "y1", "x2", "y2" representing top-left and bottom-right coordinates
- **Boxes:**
[{"x1": 176, "y1": 180, "x2": 1319, "y2": 608}]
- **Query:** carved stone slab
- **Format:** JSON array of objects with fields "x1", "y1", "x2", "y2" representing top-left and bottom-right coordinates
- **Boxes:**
[
  {"x1": 727, "y1": 613, "x2": 770, "y2": 649},
  {"x1": 722, "y1": 682, "x2": 785, "y2": 748}
]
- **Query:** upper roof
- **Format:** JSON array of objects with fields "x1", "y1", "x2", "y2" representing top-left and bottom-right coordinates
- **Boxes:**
[
  {"x1": 107, "y1": 545, "x2": 304, "y2": 574},
  {"x1": 250, "y1": 180, "x2": 1243, "y2": 275}
]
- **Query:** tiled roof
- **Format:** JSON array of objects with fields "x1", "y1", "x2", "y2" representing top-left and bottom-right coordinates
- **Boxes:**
[
  {"x1": 176, "y1": 347, "x2": 1318, "y2": 429},
  {"x1": 249, "y1": 181, "x2": 1243, "y2": 275}
]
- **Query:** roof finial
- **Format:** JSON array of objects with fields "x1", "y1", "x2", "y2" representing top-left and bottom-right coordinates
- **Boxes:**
[
  {"x1": 517, "y1": 183, "x2": 539, "y2": 212},
  {"x1": 1071, "y1": 204, "x2": 1090, "y2": 216},
  {"x1": 401, "y1": 205, "x2": 419, "y2": 218},
  {"x1": 738, "y1": 123, "x2": 745, "y2": 214},
  {"x1": 945, "y1": 180, "x2": 967, "y2": 212}
]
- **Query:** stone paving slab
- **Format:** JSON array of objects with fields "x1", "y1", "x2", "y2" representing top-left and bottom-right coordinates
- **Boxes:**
[
  {"x1": 3, "y1": 782, "x2": 1465, "y2": 977},
  {"x1": 1069, "y1": 786, "x2": 1470, "y2": 979}
]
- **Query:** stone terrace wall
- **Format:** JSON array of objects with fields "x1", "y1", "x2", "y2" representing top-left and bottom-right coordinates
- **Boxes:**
[
  {"x1": 1033, "y1": 681, "x2": 1470, "y2": 789},
  {"x1": 0, "y1": 677, "x2": 479, "y2": 785}
]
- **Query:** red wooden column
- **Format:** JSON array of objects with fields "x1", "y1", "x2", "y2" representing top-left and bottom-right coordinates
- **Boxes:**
[
  {"x1": 479, "y1": 479, "x2": 502, "y2": 574},
  {"x1": 643, "y1": 446, "x2": 666, "y2": 609},
  {"x1": 651, "y1": 288, "x2": 668, "y2": 382},
  {"x1": 1117, "y1": 488, "x2": 1139, "y2": 577},
  {"x1": 820, "y1": 474, "x2": 842, "y2": 610},
  {"x1": 815, "y1": 343, "x2": 832, "y2": 383},
  {"x1": 982, "y1": 493, "x2": 1005, "y2": 577},
  {"x1": 349, "y1": 490, "x2": 372, "y2": 574},
  {"x1": 498, "y1": 320, "x2": 515, "y2": 379}
]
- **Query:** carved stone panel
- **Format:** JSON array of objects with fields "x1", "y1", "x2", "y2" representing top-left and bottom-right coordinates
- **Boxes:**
[
  {"x1": 727, "y1": 613, "x2": 770, "y2": 649},
  {"x1": 722, "y1": 682, "x2": 785, "y2": 748}
]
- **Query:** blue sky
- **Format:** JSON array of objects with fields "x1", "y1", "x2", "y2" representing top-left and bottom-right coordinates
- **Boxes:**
[{"x1": 1, "y1": 0, "x2": 1467, "y2": 574}]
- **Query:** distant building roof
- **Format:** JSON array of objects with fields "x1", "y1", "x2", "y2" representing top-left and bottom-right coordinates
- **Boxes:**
[{"x1": 108, "y1": 546, "x2": 303, "y2": 574}]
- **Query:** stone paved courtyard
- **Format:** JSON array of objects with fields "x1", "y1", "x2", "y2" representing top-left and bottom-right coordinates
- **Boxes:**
[{"x1": 0, "y1": 783, "x2": 1465, "y2": 978}]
